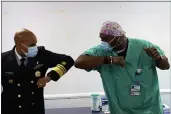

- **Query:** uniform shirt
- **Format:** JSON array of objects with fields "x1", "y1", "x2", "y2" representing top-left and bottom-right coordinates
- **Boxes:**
[
  {"x1": 1, "y1": 46, "x2": 74, "y2": 114},
  {"x1": 83, "y1": 38, "x2": 165, "y2": 114}
]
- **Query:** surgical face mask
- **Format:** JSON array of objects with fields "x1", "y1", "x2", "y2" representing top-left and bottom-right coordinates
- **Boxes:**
[
  {"x1": 100, "y1": 41, "x2": 113, "y2": 51},
  {"x1": 100, "y1": 36, "x2": 117, "y2": 51},
  {"x1": 22, "y1": 44, "x2": 38, "y2": 57},
  {"x1": 100, "y1": 36, "x2": 126, "y2": 51}
]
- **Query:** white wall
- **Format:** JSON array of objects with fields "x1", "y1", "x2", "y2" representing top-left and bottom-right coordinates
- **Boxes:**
[{"x1": 2, "y1": 2, "x2": 170, "y2": 94}]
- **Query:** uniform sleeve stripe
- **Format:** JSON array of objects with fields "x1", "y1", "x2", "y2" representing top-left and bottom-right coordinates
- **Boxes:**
[
  {"x1": 52, "y1": 67, "x2": 64, "y2": 77},
  {"x1": 56, "y1": 64, "x2": 67, "y2": 73},
  {"x1": 56, "y1": 66, "x2": 65, "y2": 74}
]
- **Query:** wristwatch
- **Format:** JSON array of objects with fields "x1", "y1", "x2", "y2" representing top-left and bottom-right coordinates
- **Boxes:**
[
  {"x1": 104, "y1": 56, "x2": 113, "y2": 64},
  {"x1": 109, "y1": 56, "x2": 113, "y2": 64}
]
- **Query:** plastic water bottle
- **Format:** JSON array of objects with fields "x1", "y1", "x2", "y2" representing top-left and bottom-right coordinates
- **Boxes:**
[
  {"x1": 90, "y1": 94, "x2": 100, "y2": 113},
  {"x1": 101, "y1": 95, "x2": 109, "y2": 112},
  {"x1": 163, "y1": 104, "x2": 170, "y2": 114}
]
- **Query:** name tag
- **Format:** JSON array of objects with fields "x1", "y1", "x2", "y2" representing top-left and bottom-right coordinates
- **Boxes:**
[
  {"x1": 130, "y1": 84, "x2": 141, "y2": 96},
  {"x1": 5, "y1": 72, "x2": 14, "y2": 76}
]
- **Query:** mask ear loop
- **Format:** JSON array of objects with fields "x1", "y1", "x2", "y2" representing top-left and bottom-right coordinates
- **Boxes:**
[
  {"x1": 108, "y1": 36, "x2": 117, "y2": 46},
  {"x1": 113, "y1": 37, "x2": 126, "y2": 48},
  {"x1": 112, "y1": 37, "x2": 120, "y2": 47},
  {"x1": 20, "y1": 43, "x2": 28, "y2": 55},
  {"x1": 21, "y1": 43, "x2": 28, "y2": 48}
]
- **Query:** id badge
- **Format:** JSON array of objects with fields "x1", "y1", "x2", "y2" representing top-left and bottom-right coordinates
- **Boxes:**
[{"x1": 130, "y1": 84, "x2": 141, "y2": 96}]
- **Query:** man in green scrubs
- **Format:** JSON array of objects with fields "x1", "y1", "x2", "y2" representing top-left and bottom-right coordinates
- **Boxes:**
[{"x1": 74, "y1": 21, "x2": 170, "y2": 114}]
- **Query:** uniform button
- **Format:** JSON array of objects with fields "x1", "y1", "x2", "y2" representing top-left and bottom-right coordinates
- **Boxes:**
[
  {"x1": 18, "y1": 94, "x2": 21, "y2": 98},
  {"x1": 17, "y1": 83, "x2": 20, "y2": 86},
  {"x1": 31, "y1": 81, "x2": 34, "y2": 83},
  {"x1": 19, "y1": 105, "x2": 22, "y2": 108},
  {"x1": 9, "y1": 79, "x2": 13, "y2": 84},
  {"x1": 32, "y1": 92, "x2": 34, "y2": 94}
]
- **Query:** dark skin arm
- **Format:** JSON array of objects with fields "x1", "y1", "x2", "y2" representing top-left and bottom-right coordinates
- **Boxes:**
[
  {"x1": 74, "y1": 55, "x2": 125, "y2": 69},
  {"x1": 74, "y1": 55, "x2": 105, "y2": 69},
  {"x1": 144, "y1": 47, "x2": 170, "y2": 70},
  {"x1": 75, "y1": 35, "x2": 126, "y2": 69}
]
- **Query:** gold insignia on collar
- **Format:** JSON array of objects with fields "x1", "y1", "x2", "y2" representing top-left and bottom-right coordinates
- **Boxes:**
[{"x1": 35, "y1": 71, "x2": 41, "y2": 77}]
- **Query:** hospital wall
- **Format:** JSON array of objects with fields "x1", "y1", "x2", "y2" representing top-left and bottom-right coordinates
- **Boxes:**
[{"x1": 2, "y1": 2, "x2": 170, "y2": 96}]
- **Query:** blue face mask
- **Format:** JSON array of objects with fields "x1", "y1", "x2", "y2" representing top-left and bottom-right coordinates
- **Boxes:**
[
  {"x1": 22, "y1": 44, "x2": 38, "y2": 57},
  {"x1": 100, "y1": 41, "x2": 113, "y2": 51},
  {"x1": 100, "y1": 37, "x2": 126, "y2": 52}
]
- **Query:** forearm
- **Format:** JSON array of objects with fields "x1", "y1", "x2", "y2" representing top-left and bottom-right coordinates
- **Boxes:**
[
  {"x1": 155, "y1": 56, "x2": 170, "y2": 70},
  {"x1": 59, "y1": 56, "x2": 74, "y2": 70},
  {"x1": 47, "y1": 56, "x2": 74, "y2": 81},
  {"x1": 74, "y1": 55, "x2": 110, "y2": 69}
]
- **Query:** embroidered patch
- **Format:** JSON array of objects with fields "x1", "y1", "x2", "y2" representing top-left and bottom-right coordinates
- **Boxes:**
[
  {"x1": 33, "y1": 64, "x2": 43, "y2": 70},
  {"x1": 5, "y1": 72, "x2": 14, "y2": 75}
]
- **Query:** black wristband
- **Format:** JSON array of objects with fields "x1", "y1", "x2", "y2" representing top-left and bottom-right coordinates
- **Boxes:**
[
  {"x1": 104, "y1": 56, "x2": 112, "y2": 64},
  {"x1": 109, "y1": 56, "x2": 113, "y2": 64},
  {"x1": 104, "y1": 56, "x2": 109, "y2": 64}
]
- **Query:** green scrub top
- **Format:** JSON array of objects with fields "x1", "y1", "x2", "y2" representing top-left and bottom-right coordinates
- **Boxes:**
[{"x1": 83, "y1": 38, "x2": 165, "y2": 114}]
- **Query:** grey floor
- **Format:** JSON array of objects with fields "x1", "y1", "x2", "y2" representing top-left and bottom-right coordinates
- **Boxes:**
[
  {"x1": 44, "y1": 94, "x2": 171, "y2": 114},
  {"x1": 45, "y1": 107, "x2": 104, "y2": 114}
]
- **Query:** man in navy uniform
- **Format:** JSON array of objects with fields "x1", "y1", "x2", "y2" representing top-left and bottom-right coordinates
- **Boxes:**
[{"x1": 1, "y1": 28, "x2": 74, "y2": 114}]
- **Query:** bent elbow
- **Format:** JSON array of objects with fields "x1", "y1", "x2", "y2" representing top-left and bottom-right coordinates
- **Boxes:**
[
  {"x1": 74, "y1": 55, "x2": 89, "y2": 69},
  {"x1": 68, "y1": 56, "x2": 75, "y2": 66},
  {"x1": 164, "y1": 63, "x2": 170, "y2": 70},
  {"x1": 74, "y1": 61, "x2": 81, "y2": 68},
  {"x1": 166, "y1": 64, "x2": 170, "y2": 70},
  {"x1": 65, "y1": 56, "x2": 74, "y2": 67},
  {"x1": 159, "y1": 64, "x2": 170, "y2": 70},
  {"x1": 74, "y1": 59, "x2": 86, "y2": 69}
]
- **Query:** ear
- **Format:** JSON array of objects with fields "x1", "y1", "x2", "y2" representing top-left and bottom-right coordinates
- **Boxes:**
[
  {"x1": 15, "y1": 40, "x2": 21, "y2": 49},
  {"x1": 15, "y1": 41, "x2": 24, "y2": 56}
]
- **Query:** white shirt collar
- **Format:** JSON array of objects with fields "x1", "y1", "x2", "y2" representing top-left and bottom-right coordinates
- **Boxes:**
[
  {"x1": 15, "y1": 48, "x2": 27, "y2": 65},
  {"x1": 15, "y1": 48, "x2": 22, "y2": 61}
]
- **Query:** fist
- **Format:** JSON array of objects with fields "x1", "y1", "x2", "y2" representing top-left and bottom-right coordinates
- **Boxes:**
[
  {"x1": 37, "y1": 77, "x2": 51, "y2": 88},
  {"x1": 144, "y1": 47, "x2": 161, "y2": 60},
  {"x1": 113, "y1": 56, "x2": 125, "y2": 67}
]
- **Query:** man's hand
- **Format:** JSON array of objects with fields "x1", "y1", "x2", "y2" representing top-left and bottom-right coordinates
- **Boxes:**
[
  {"x1": 144, "y1": 47, "x2": 170, "y2": 70},
  {"x1": 112, "y1": 56, "x2": 125, "y2": 67},
  {"x1": 144, "y1": 47, "x2": 161, "y2": 60},
  {"x1": 37, "y1": 76, "x2": 51, "y2": 88}
]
